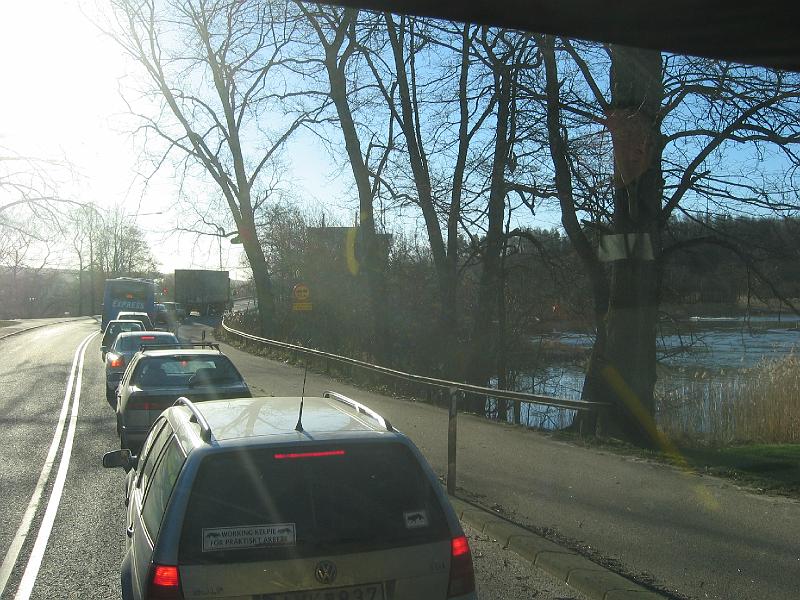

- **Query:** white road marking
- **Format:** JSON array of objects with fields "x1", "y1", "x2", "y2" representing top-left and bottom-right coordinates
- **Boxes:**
[
  {"x1": 8, "y1": 330, "x2": 96, "y2": 600},
  {"x1": 0, "y1": 330, "x2": 96, "y2": 598}
]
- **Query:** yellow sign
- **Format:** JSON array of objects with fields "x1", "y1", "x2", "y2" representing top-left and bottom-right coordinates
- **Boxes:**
[
  {"x1": 292, "y1": 302, "x2": 313, "y2": 312},
  {"x1": 292, "y1": 284, "x2": 310, "y2": 301}
]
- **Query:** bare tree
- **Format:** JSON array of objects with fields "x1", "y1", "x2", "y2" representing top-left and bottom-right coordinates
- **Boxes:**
[
  {"x1": 68, "y1": 205, "x2": 95, "y2": 315},
  {"x1": 92, "y1": 206, "x2": 157, "y2": 277},
  {"x1": 536, "y1": 36, "x2": 800, "y2": 444},
  {"x1": 106, "y1": 0, "x2": 325, "y2": 334},
  {"x1": 356, "y1": 15, "x2": 506, "y2": 377},
  {"x1": 291, "y1": 4, "x2": 394, "y2": 359},
  {"x1": 465, "y1": 30, "x2": 540, "y2": 391},
  {"x1": 0, "y1": 146, "x2": 82, "y2": 243}
]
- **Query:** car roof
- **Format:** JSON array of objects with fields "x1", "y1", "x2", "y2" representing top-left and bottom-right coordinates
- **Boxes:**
[
  {"x1": 116, "y1": 330, "x2": 176, "y2": 337},
  {"x1": 173, "y1": 396, "x2": 395, "y2": 447},
  {"x1": 118, "y1": 311, "x2": 149, "y2": 316},
  {"x1": 106, "y1": 319, "x2": 142, "y2": 326}
]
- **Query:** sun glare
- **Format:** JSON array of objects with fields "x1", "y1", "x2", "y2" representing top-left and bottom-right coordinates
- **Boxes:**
[{"x1": 0, "y1": 0, "x2": 246, "y2": 273}]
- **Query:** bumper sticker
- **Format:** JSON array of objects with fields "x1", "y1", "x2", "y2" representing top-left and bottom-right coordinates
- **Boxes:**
[
  {"x1": 403, "y1": 510, "x2": 428, "y2": 529},
  {"x1": 202, "y1": 523, "x2": 296, "y2": 552}
]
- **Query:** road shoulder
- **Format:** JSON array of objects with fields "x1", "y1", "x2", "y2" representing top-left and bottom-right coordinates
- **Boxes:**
[{"x1": 452, "y1": 497, "x2": 666, "y2": 600}]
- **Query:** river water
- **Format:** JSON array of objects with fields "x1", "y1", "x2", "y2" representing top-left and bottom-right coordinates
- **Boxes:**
[{"x1": 488, "y1": 314, "x2": 800, "y2": 438}]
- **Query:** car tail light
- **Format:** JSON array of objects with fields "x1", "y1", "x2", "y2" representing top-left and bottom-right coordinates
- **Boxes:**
[
  {"x1": 148, "y1": 564, "x2": 182, "y2": 599},
  {"x1": 274, "y1": 450, "x2": 346, "y2": 459},
  {"x1": 108, "y1": 353, "x2": 125, "y2": 368},
  {"x1": 141, "y1": 335, "x2": 156, "y2": 340},
  {"x1": 447, "y1": 535, "x2": 475, "y2": 597}
]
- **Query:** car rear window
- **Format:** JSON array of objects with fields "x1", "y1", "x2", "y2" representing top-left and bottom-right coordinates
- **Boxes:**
[
  {"x1": 119, "y1": 313, "x2": 153, "y2": 327},
  {"x1": 103, "y1": 322, "x2": 144, "y2": 344},
  {"x1": 116, "y1": 333, "x2": 178, "y2": 352},
  {"x1": 109, "y1": 322, "x2": 143, "y2": 335},
  {"x1": 178, "y1": 443, "x2": 449, "y2": 563},
  {"x1": 132, "y1": 355, "x2": 242, "y2": 388}
]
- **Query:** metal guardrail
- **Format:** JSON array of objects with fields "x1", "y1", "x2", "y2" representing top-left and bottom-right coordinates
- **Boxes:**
[
  {"x1": 221, "y1": 319, "x2": 607, "y2": 493},
  {"x1": 221, "y1": 320, "x2": 605, "y2": 412}
]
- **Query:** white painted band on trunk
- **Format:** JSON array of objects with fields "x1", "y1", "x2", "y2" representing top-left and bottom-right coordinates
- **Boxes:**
[{"x1": 598, "y1": 232, "x2": 654, "y2": 261}]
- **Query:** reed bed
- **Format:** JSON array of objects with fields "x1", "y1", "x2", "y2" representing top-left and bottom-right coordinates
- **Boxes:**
[{"x1": 656, "y1": 356, "x2": 800, "y2": 444}]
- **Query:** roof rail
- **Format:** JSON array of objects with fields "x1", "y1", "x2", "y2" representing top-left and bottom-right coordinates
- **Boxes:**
[
  {"x1": 139, "y1": 343, "x2": 184, "y2": 351},
  {"x1": 138, "y1": 342, "x2": 220, "y2": 352},
  {"x1": 323, "y1": 391, "x2": 394, "y2": 432},
  {"x1": 174, "y1": 397, "x2": 213, "y2": 442},
  {"x1": 182, "y1": 342, "x2": 220, "y2": 350}
]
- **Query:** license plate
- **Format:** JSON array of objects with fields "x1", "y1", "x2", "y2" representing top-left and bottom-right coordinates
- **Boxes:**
[{"x1": 255, "y1": 583, "x2": 384, "y2": 600}]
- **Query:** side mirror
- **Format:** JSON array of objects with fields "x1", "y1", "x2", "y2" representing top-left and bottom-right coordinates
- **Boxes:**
[{"x1": 102, "y1": 449, "x2": 137, "y2": 472}]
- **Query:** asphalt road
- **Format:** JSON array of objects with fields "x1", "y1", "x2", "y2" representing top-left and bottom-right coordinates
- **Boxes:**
[
  {"x1": 0, "y1": 319, "x2": 583, "y2": 600},
  {"x1": 188, "y1": 323, "x2": 800, "y2": 600}
]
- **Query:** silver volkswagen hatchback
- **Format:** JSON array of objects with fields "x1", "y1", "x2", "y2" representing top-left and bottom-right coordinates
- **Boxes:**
[{"x1": 103, "y1": 392, "x2": 476, "y2": 600}]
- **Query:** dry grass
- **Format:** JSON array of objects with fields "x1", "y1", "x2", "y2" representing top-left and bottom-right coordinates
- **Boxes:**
[{"x1": 656, "y1": 356, "x2": 800, "y2": 444}]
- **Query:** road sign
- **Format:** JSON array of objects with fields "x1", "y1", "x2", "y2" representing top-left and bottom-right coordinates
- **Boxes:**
[
  {"x1": 292, "y1": 284, "x2": 312, "y2": 311},
  {"x1": 292, "y1": 284, "x2": 310, "y2": 301}
]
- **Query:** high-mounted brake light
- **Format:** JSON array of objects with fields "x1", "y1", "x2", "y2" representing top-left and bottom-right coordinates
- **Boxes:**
[
  {"x1": 148, "y1": 564, "x2": 182, "y2": 599},
  {"x1": 141, "y1": 335, "x2": 156, "y2": 340},
  {"x1": 274, "y1": 450, "x2": 346, "y2": 460},
  {"x1": 108, "y1": 354, "x2": 125, "y2": 369},
  {"x1": 447, "y1": 535, "x2": 475, "y2": 598},
  {"x1": 129, "y1": 401, "x2": 164, "y2": 411}
]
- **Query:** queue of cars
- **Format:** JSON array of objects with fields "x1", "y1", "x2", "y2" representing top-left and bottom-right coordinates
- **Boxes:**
[
  {"x1": 99, "y1": 320, "x2": 476, "y2": 599},
  {"x1": 105, "y1": 331, "x2": 181, "y2": 401}
]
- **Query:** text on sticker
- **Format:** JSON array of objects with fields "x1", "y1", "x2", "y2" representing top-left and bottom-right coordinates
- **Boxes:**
[{"x1": 202, "y1": 523, "x2": 296, "y2": 552}]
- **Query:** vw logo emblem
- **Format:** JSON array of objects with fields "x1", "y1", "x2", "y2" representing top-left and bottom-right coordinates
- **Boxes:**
[{"x1": 314, "y1": 560, "x2": 337, "y2": 584}]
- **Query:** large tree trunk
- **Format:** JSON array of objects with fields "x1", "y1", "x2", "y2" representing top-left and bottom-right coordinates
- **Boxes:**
[
  {"x1": 540, "y1": 37, "x2": 663, "y2": 445},
  {"x1": 595, "y1": 45, "x2": 664, "y2": 445},
  {"x1": 239, "y1": 213, "x2": 276, "y2": 337},
  {"x1": 438, "y1": 24, "x2": 473, "y2": 380}
]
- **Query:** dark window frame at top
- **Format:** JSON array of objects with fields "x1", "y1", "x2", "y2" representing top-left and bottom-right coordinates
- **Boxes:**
[{"x1": 322, "y1": 0, "x2": 800, "y2": 71}]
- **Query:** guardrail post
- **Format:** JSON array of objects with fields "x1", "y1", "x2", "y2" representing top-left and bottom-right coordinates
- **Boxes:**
[
  {"x1": 447, "y1": 387, "x2": 458, "y2": 495},
  {"x1": 590, "y1": 406, "x2": 602, "y2": 437}
]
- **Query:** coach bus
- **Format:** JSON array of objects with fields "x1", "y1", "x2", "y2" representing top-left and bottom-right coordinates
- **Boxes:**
[{"x1": 101, "y1": 277, "x2": 156, "y2": 330}]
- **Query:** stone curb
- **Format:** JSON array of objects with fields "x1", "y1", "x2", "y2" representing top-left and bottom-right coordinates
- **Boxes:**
[
  {"x1": 449, "y1": 496, "x2": 666, "y2": 600},
  {"x1": 0, "y1": 318, "x2": 91, "y2": 341}
]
